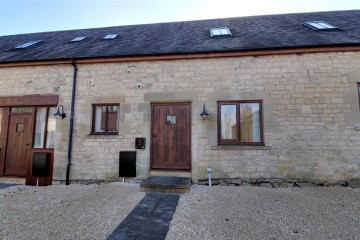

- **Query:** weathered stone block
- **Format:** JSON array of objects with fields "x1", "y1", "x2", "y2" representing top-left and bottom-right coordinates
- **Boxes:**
[
  {"x1": 259, "y1": 182, "x2": 273, "y2": 188},
  {"x1": 138, "y1": 103, "x2": 150, "y2": 112},
  {"x1": 347, "y1": 179, "x2": 360, "y2": 188}
]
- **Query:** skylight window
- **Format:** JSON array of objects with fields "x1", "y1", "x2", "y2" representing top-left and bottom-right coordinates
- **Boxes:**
[
  {"x1": 103, "y1": 34, "x2": 118, "y2": 40},
  {"x1": 210, "y1": 27, "x2": 232, "y2": 38},
  {"x1": 304, "y1": 21, "x2": 339, "y2": 30},
  {"x1": 14, "y1": 40, "x2": 41, "y2": 49},
  {"x1": 71, "y1": 36, "x2": 86, "y2": 42}
]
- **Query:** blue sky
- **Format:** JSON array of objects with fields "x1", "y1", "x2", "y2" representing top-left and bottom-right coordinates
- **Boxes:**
[{"x1": 1, "y1": 0, "x2": 360, "y2": 36}]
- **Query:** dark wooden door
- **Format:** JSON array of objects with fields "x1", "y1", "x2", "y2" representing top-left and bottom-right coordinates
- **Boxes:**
[
  {"x1": 151, "y1": 103, "x2": 191, "y2": 170},
  {"x1": 4, "y1": 114, "x2": 33, "y2": 176}
]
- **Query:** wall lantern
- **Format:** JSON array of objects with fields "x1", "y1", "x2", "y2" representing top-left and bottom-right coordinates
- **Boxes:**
[
  {"x1": 53, "y1": 105, "x2": 66, "y2": 119},
  {"x1": 200, "y1": 103, "x2": 209, "y2": 119}
]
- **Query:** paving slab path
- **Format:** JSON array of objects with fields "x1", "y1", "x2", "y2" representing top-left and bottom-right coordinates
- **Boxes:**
[{"x1": 107, "y1": 193, "x2": 180, "y2": 240}]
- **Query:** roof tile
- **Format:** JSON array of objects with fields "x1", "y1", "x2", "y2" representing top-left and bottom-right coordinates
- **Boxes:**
[{"x1": 0, "y1": 10, "x2": 359, "y2": 63}]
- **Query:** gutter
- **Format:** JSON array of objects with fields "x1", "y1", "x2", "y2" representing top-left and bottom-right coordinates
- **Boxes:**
[{"x1": 66, "y1": 59, "x2": 77, "y2": 185}]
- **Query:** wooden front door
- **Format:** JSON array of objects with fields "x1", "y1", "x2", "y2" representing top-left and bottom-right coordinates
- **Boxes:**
[
  {"x1": 4, "y1": 114, "x2": 33, "y2": 176},
  {"x1": 151, "y1": 103, "x2": 191, "y2": 170}
]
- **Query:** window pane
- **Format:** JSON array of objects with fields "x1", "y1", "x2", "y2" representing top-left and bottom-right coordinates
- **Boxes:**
[
  {"x1": 107, "y1": 106, "x2": 118, "y2": 132},
  {"x1": 93, "y1": 105, "x2": 119, "y2": 133},
  {"x1": 221, "y1": 105, "x2": 237, "y2": 140},
  {"x1": 11, "y1": 107, "x2": 32, "y2": 113},
  {"x1": 219, "y1": 28, "x2": 229, "y2": 35},
  {"x1": 358, "y1": 83, "x2": 360, "y2": 110},
  {"x1": 46, "y1": 107, "x2": 57, "y2": 148},
  {"x1": 240, "y1": 103, "x2": 261, "y2": 142},
  {"x1": 94, "y1": 106, "x2": 106, "y2": 132},
  {"x1": 166, "y1": 115, "x2": 176, "y2": 125},
  {"x1": 212, "y1": 29, "x2": 221, "y2": 35},
  {"x1": 33, "y1": 107, "x2": 47, "y2": 148},
  {"x1": 0, "y1": 108, "x2": 2, "y2": 135}
]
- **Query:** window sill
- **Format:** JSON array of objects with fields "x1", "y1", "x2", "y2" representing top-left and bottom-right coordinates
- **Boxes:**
[
  {"x1": 88, "y1": 133, "x2": 120, "y2": 138},
  {"x1": 212, "y1": 145, "x2": 272, "y2": 150},
  {"x1": 90, "y1": 132, "x2": 118, "y2": 135}
]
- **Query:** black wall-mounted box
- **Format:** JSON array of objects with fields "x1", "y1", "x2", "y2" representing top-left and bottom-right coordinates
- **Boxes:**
[
  {"x1": 135, "y1": 138, "x2": 146, "y2": 149},
  {"x1": 32, "y1": 152, "x2": 49, "y2": 177},
  {"x1": 119, "y1": 151, "x2": 136, "y2": 177}
]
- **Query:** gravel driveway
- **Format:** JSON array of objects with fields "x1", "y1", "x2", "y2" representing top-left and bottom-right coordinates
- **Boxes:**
[
  {"x1": 1, "y1": 183, "x2": 360, "y2": 240},
  {"x1": 0, "y1": 183, "x2": 144, "y2": 240},
  {"x1": 167, "y1": 185, "x2": 360, "y2": 240}
]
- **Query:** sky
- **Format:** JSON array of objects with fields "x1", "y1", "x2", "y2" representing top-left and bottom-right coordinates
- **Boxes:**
[{"x1": 0, "y1": 0, "x2": 360, "y2": 36}]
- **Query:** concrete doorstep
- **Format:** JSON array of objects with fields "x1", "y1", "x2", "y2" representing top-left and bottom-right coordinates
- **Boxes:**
[
  {"x1": 0, "y1": 183, "x2": 20, "y2": 189},
  {"x1": 140, "y1": 176, "x2": 191, "y2": 193},
  {"x1": 0, "y1": 177, "x2": 25, "y2": 189},
  {"x1": 0, "y1": 177, "x2": 26, "y2": 184}
]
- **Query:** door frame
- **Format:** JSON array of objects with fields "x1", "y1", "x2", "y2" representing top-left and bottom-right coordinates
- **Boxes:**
[{"x1": 150, "y1": 102, "x2": 192, "y2": 171}]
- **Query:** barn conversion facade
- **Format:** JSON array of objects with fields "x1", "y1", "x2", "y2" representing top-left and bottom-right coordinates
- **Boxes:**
[{"x1": 1, "y1": 10, "x2": 360, "y2": 186}]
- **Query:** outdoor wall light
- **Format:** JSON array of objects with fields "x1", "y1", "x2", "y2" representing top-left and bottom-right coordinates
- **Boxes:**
[
  {"x1": 200, "y1": 103, "x2": 210, "y2": 119},
  {"x1": 53, "y1": 105, "x2": 66, "y2": 119}
]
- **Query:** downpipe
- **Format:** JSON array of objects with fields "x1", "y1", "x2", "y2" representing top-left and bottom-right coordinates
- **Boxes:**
[
  {"x1": 66, "y1": 59, "x2": 78, "y2": 185},
  {"x1": 207, "y1": 167, "x2": 212, "y2": 187}
]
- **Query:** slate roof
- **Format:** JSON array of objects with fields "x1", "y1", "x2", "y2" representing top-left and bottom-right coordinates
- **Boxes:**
[{"x1": 0, "y1": 10, "x2": 360, "y2": 63}]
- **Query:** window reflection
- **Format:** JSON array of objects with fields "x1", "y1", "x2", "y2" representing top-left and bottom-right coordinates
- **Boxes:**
[
  {"x1": 107, "y1": 106, "x2": 118, "y2": 132},
  {"x1": 33, "y1": 107, "x2": 47, "y2": 148},
  {"x1": 95, "y1": 106, "x2": 106, "y2": 132},
  {"x1": 46, "y1": 107, "x2": 57, "y2": 148},
  {"x1": 10, "y1": 107, "x2": 32, "y2": 113},
  {"x1": 221, "y1": 105, "x2": 237, "y2": 140},
  {"x1": 0, "y1": 108, "x2": 2, "y2": 135},
  {"x1": 94, "y1": 105, "x2": 119, "y2": 133},
  {"x1": 218, "y1": 101, "x2": 263, "y2": 145},
  {"x1": 240, "y1": 103, "x2": 260, "y2": 142},
  {"x1": 33, "y1": 107, "x2": 57, "y2": 149}
]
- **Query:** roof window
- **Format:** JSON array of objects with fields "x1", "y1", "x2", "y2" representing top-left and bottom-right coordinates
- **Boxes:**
[
  {"x1": 304, "y1": 21, "x2": 339, "y2": 30},
  {"x1": 71, "y1": 36, "x2": 86, "y2": 42},
  {"x1": 210, "y1": 27, "x2": 232, "y2": 38},
  {"x1": 103, "y1": 34, "x2": 118, "y2": 40},
  {"x1": 14, "y1": 40, "x2": 41, "y2": 49}
]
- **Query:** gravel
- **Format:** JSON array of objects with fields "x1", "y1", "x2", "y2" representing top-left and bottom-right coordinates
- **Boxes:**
[
  {"x1": 167, "y1": 185, "x2": 360, "y2": 240},
  {"x1": 1, "y1": 183, "x2": 360, "y2": 240},
  {"x1": 0, "y1": 182, "x2": 144, "y2": 240}
]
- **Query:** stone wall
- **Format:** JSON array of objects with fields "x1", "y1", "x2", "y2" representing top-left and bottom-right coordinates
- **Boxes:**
[
  {"x1": 1, "y1": 51, "x2": 360, "y2": 184},
  {"x1": 197, "y1": 177, "x2": 360, "y2": 188},
  {"x1": 0, "y1": 64, "x2": 73, "y2": 180}
]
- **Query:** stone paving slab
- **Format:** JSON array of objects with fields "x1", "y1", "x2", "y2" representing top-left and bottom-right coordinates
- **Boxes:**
[
  {"x1": 107, "y1": 193, "x2": 180, "y2": 240},
  {"x1": 143, "y1": 177, "x2": 191, "y2": 187},
  {"x1": 0, "y1": 183, "x2": 19, "y2": 189},
  {"x1": 140, "y1": 176, "x2": 191, "y2": 193}
]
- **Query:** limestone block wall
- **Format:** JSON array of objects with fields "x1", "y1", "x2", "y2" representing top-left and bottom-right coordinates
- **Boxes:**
[
  {"x1": 1, "y1": 50, "x2": 360, "y2": 184},
  {"x1": 69, "y1": 51, "x2": 360, "y2": 184},
  {"x1": 195, "y1": 52, "x2": 360, "y2": 183},
  {"x1": 0, "y1": 64, "x2": 73, "y2": 180}
]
